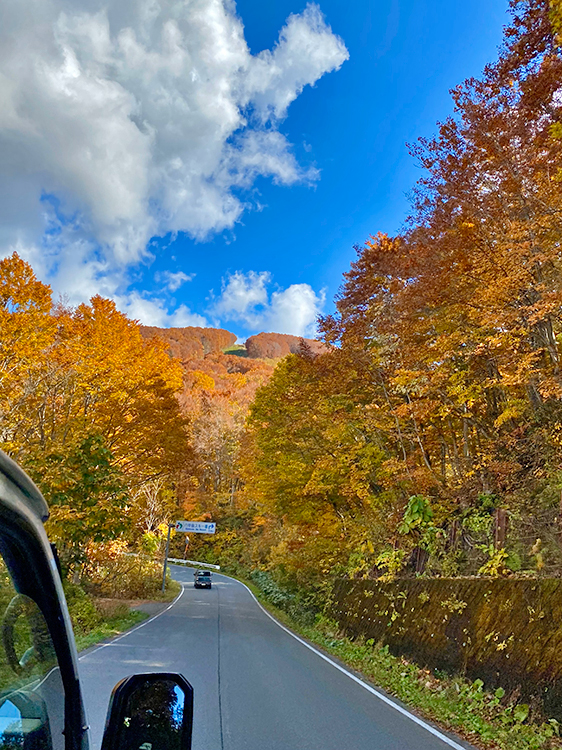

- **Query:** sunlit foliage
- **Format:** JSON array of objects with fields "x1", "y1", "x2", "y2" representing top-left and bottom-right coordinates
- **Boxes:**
[
  {"x1": 0, "y1": 254, "x2": 191, "y2": 567},
  {"x1": 237, "y1": 0, "x2": 562, "y2": 588}
]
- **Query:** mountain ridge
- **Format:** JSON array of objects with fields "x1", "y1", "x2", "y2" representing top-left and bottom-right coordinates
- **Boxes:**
[{"x1": 140, "y1": 325, "x2": 326, "y2": 362}]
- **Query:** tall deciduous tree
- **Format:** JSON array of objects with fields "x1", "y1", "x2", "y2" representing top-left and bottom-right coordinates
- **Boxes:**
[
  {"x1": 241, "y1": 0, "x2": 562, "y2": 583},
  {"x1": 0, "y1": 253, "x2": 192, "y2": 564}
]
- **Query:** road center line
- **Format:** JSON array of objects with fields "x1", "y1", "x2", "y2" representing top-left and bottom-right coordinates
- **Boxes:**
[{"x1": 217, "y1": 583, "x2": 225, "y2": 750}]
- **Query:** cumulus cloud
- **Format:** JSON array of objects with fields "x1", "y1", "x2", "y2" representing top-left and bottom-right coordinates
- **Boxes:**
[
  {"x1": 156, "y1": 270, "x2": 194, "y2": 292},
  {"x1": 0, "y1": 0, "x2": 348, "y2": 315},
  {"x1": 242, "y1": 4, "x2": 349, "y2": 122},
  {"x1": 267, "y1": 283, "x2": 326, "y2": 336},
  {"x1": 212, "y1": 270, "x2": 325, "y2": 337},
  {"x1": 213, "y1": 271, "x2": 271, "y2": 327},
  {"x1": 116, "y1": 291, "x2": 207, "y2": 328}
]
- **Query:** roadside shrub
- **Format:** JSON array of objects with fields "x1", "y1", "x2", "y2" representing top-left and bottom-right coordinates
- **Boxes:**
[
  {"x1": 81, "y1": 541, "x2": 165, "y2": 599},
  {"x1": 63, "y1": 582, "x2": 102, "y2": 634},
  {"x1": 250, "y1": 569, "x2": 317, "y2": 626},
  {"x1": 94, "y1": 599, "x2": 130, "y2": 619}
]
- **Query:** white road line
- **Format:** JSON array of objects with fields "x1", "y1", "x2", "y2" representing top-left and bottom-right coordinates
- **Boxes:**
[
  {"x1": 78, "y1": 584, "x2": 185, "y2": 661},
  {"x1": 232, "y1": 577, "x2": 471, "y2": 750},
  {"x1": 78, "y1": 569, "x2": 470, "y2": 749}
]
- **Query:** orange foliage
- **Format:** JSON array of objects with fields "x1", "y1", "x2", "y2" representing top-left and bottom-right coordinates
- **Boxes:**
[
  {"x1": 140, "y1": 325, "x2": 236, "y2": 360},
  {"x1": 245, "y1": 332, "x2": 327, "y2": 359}
]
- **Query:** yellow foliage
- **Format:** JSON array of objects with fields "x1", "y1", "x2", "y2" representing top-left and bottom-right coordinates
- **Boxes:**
[
  {"x1": 0, "y1": 253, "x2": 192, "y2": 559},
  {"x1": 192, "y1": 370, "x2": 215, "y2": 390}
]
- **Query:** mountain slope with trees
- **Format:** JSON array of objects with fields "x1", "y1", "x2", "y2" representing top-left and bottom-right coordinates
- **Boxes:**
[
  {"x1": 2, "y1": 0, "x2": 562, "y2": 666},
  {"x1": 0, "y1": 258, "x2": 326, "y2": 571}
]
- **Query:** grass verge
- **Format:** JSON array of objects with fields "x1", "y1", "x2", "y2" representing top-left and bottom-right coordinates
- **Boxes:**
[
  {"x1": 232, "y1": 573, "x2": 561, "y2": 750},
  {"x1": 70, "y1": 577, "x2": 182, "y2": 652},
  {"x1": 75, "y1": 609, "x2": 148, "y2": 652},
  {"x1": 150, "y1": 578, "x2": 182, "y2": 602}
]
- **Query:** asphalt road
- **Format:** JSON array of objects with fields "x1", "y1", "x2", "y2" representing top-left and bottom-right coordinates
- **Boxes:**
[{"x1": 79, "y1": 566, "x2": 474, "y2": 750}]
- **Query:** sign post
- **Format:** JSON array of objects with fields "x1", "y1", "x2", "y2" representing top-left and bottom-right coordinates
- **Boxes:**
[
  {"x1": 162, "y1": 521, "x2": 217, "y2": 591},
  {"x1": 161, "y1": 522, "x2": 174, "y2": 592}
]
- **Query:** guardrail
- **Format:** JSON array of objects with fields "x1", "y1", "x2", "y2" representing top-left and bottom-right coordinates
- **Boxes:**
[{"x1": 167, "y1": 558, "x2": 221, "y2": 570}]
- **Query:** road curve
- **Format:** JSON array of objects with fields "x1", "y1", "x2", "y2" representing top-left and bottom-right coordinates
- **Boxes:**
[{"x1": 78, "y1": 566, "x2": 474, "y2": 750}]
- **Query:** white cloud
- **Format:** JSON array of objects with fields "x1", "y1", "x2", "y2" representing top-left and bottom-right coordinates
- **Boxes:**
[
  {"x1": 213, "y1": 270, "x2": 271, "y2": 326},
  {"x1": 0, "y1": 0, "x2": 348, "y2": 307},
  {"x1": 156, "y1": 270, "x2": 194, "y2": 292},
  {"x1": 267, "y1": 283, "x2": 326, "y2": 337},
  {"x1": 115, "y1": 291, "x2": 207, "y2": 328},
  {"x1": 242, "y1": 4, "x2": 349, "y2": 122},
  {"x1": 212, "y1": 270, "x2": 324, "y2": 337}
]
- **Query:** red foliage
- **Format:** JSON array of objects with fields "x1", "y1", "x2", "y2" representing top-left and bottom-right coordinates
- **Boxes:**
[
  {"x1": 245, "y1": 332, "x2": 327, "y2": 359},
  {"x1": 140, "y1": 326, "x2": 236, "y2": 360}
]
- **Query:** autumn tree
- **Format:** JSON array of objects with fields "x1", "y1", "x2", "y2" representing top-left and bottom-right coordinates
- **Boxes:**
[
  {"x1": 241, "y1": 0, "x2": 562, "y2": 583},
  {"x1": 242, "y1": 347, "x2": 401, "y2": 587},
  {"x1": 0, "y1": 254, "x2": 56, "y2": 455},
  {"x1": 0, "y1": 254, "x2": 192, "y2": 566},
  {"x1": 28, "y1": 434, "x2": 130, "y2": 570}
]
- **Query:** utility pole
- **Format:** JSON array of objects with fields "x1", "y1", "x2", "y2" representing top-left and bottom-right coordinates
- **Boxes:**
[{"x1": 161, "y1": 523, "x2": 174, "y2": 592}]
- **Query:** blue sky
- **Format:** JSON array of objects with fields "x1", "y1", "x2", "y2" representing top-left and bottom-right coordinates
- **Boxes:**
[
  {"x1": 134, "y1": 0, "x2": 510, "y2": 338},
  {"x1": 0, "y1": 0, "x2": 510, "y2": 340}
]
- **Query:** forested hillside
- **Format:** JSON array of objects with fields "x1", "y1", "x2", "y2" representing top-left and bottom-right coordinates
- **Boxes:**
[
  {"x1": 140, "y1": 325, "x2": 237, "y2": 360},
  {"x1": 0, "y1": 257, "x2": 323, "y2": 573},
  {"x1": 137, "y1": 327, "x2": 325, "y2": 510},
  {"x1": 140, "y1": 325, "x2": 324, "y2": 362}
]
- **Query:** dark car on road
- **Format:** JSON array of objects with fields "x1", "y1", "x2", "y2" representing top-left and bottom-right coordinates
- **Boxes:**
[{"x1": 194, "y1": 570, "x2": 212, "y2": 588}]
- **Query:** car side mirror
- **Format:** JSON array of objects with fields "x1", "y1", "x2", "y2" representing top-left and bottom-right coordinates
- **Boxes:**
[
  {"x1": 101, "y1": 673, "x2": 193, "y2": 750},
  {"x1": 0, "y1": 690, "x2": 53, "y2": 750}
]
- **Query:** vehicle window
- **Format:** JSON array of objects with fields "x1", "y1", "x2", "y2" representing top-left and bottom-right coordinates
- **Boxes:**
[{"x1": 0, "y1": 556, "x2": 64, "y2": 750}]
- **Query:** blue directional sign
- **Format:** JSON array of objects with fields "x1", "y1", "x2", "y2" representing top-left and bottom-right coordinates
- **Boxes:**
[{"x1": 175, "y1": 520, "x2": 216, "y2": 534}]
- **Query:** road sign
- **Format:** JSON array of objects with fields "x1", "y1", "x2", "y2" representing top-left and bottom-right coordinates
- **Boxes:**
[{"x1": 175, "y1": 521, "x2": 216, "y2": 534}]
